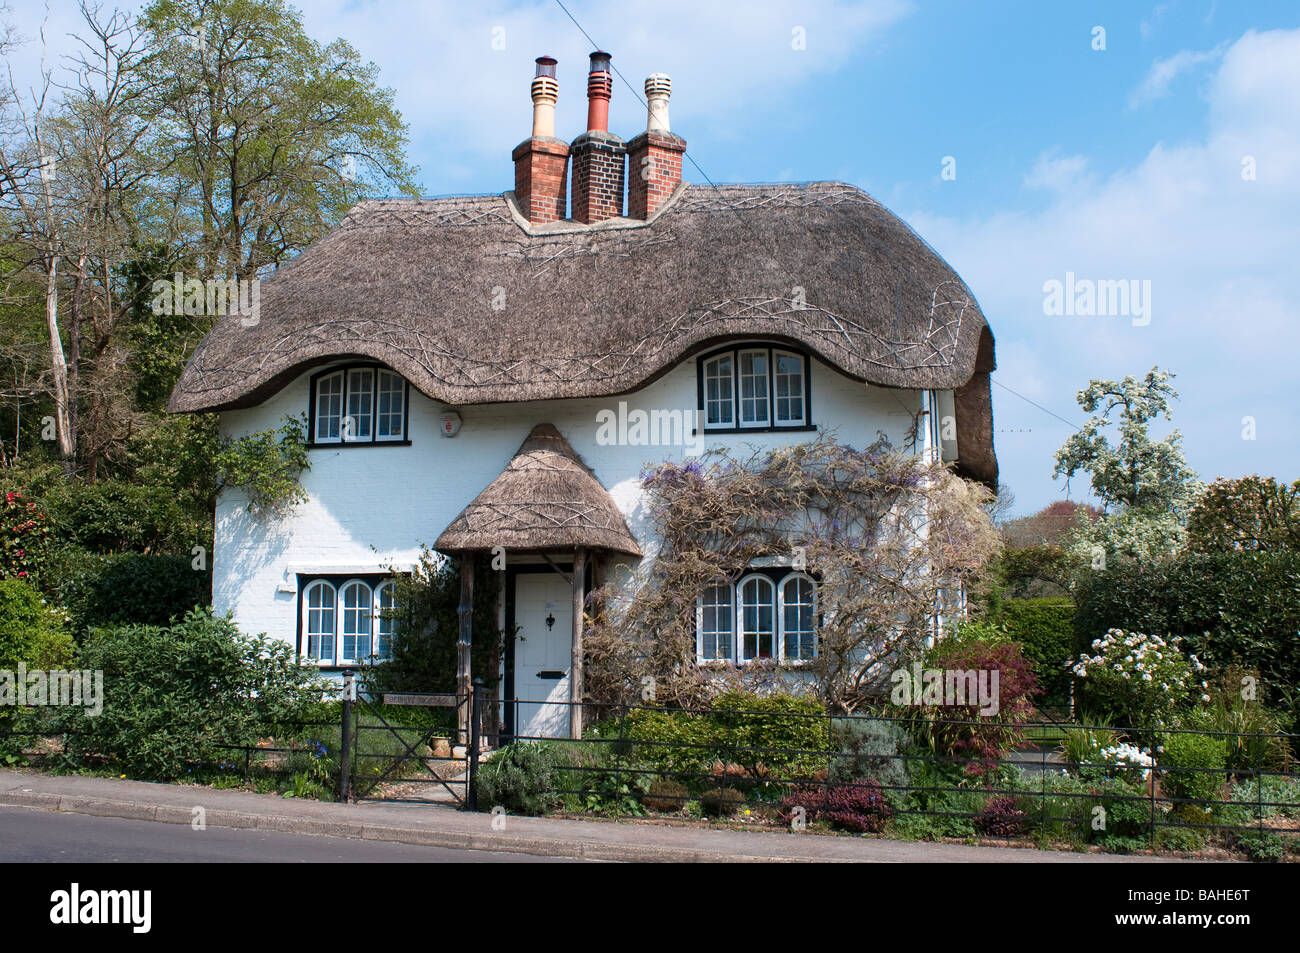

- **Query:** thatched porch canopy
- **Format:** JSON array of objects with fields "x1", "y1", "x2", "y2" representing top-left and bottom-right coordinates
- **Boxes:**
[{"x1": 435, "y1": 424, "x2": 640, "y2": 557}]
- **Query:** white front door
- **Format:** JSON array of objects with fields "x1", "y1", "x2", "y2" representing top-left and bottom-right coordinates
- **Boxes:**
[{"x1": 513, "y1": 572, "x2": 573, "y2": 739}]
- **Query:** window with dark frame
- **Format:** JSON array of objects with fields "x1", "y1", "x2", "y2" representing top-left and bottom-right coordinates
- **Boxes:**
[
  {"x1": 698, "y1": 344, "x2": 811, "y2": 432},
  {"x1": 309, "y1": 364, "x2": 410, "y2": 445},
  {"x1": 298, "y1": 574, "x2": 399, "y2": 667},
  {"x1": 694, "y1": 570, "x2": 819, "y2": 665}
]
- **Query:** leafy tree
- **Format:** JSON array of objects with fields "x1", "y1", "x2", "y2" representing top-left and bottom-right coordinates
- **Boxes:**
[
  {"x1": 1053, "y1": 368, "x2": 1199, "y2": 575},
  {"x1": 140, "y1": 0, "x2": 419, "y2": 280},
  {"x1": 1053, "y1": 367, "x2": 1198, "y2": 512},
  {"x1": 1188, "y1": 476, "x2": 1300, "y2": 553}
]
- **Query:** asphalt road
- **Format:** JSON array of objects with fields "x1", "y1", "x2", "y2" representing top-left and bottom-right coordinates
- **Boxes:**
[{"x1": 0, "y1": 805, "x2": 579, "y2": 863}]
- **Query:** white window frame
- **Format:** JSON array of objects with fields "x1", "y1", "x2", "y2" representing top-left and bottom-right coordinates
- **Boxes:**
[
  {"x1": 737, "y1": 349, "x2": 771, "y2": 429},
  {"x1": 777, "y1": 572, "x2": 818, "y2": 663},
  {"x1": 314, "y1": 371, "x2": 345, "y2": 444},
  {"x1": 311, "y1": 366, "x2": 407, "y2": 444},
  {"x1": 376, "y1": 371, "x2": 406, "y2": 442},
  {"x1": 694, "y1": 572, "x2": 819, "y2": 666},
  {"x1": 301, "y1": 576, "x2": 397, "y2": 667},
  {"x1": 339, "y1": 579, "x2": 374, "y2": 664},
  {"x1": 773, "y1": 349, "x2": 807, "y2": 426},
  {"x1": 700, "y1": 345, "x2": 810, "y2": 433},
  {"x1": 304, "y1": 580, "x2": 338, "y2": 664},
  {"x1": 695, "y1": 583, "x2": 735, "y2": 662},
  {"x1": 702, "y1": 355, "x2": 735, "y2": 428},
  {"x1": 736, "y1": 573, "x2": 776, "y2": 662},
  {"x1": 346, "y1": 369, "x2": 374, "y2": 442},
  {"x1": 375, "y1": 581, "x2": 398, "y2": 660}
]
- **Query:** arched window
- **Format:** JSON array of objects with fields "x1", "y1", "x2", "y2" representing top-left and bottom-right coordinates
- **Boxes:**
[
  {"x1": 738, "y1": 575, "x2": 775, "y2": 662},
  {"x1": 696, "y1": 583, "x2": 734, "y2": 661},
  {"x1": 698, "y1": 344, "x2": 811, "y2": 433},
  {"x1": 779, "y1": 573, "x2": 817, "y2": 662},
  {"x1": 309, "y1": 365, "x2": 408, "y2": 444},
  {"x1": 305, "y1": 581, "x2": 337, "y2": 663},
  {"x1": 340, "y1": 580, "x2": 374, "y2": 663},
  {"x1": 375, "y1": 581, "x2": 397, "y2": 661}
]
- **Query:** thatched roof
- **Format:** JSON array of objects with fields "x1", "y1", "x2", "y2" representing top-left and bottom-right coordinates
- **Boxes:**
[
  {"x1": 435, "y1": 423, "x2": 641, "y2": 556},
  {"x1": 168, "y1": 180, "x2": 997, "y2": 484}
]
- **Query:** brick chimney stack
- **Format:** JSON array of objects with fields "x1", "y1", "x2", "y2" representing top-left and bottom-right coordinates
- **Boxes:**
[
  {"x1": 627, "y1": 73, "x2": 686, "y2": 219},
  {"x1": 570, "y1": 51, "x2": 626, "y2": 224},
  {"x1": 512, "y1": 56, "x2": 569, "y2": 224}
]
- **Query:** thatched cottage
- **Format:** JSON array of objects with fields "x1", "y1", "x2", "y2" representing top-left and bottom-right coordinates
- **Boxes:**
[{"x1": 169, "y1": 53, "x2": 997, "y2": 740}]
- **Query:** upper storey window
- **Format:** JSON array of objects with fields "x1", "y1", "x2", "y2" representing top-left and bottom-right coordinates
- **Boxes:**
[
  {"x1": 699, "y1": 344, "x2": 811, "y2": 432},
  {"x1": 309, "y1": 365, "x2": 409, "y2": 445}
]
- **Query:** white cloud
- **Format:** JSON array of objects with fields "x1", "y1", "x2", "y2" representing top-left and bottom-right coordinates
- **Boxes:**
[
  {"x1": 292, "y1": 0, "x2": 912, "y2": 189},
  {"x1": 3, "y1": 0, "x2": 912, "y2": 190},
  {"x1": 1128, "y1": 44, "x2": 1225, "y2": 108},
  {"x1": 1023, "y1": 150, "x2": 1090, "y2": 193},
  {"x1": 910, "y1": 28, "x2": 1300, "y2": 514}
]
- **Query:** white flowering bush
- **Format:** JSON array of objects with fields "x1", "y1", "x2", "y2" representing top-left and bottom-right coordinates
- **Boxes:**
[
  {"x1": 1070, "y1": 628, "x2": 1207, "y2": 729},
  {"x1": 1095, "y1": 742, "x2": 1154, "y2": 784}
]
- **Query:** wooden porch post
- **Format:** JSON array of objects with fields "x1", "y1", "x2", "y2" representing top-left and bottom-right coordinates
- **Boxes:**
[
  {"x1": 457, "y1": 555, "x2": 474, "y2": 745},
  {"x1": 569, "y1": 547, "x2": 587, "y2": 739}
]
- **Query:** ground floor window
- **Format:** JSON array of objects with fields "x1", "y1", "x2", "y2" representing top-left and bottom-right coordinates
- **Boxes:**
[
  {"x1": 694, "y1": 570, "x2": 818, "y2": 664},
  {"x1": 299, "y1": 574, "x2": 397, "y2": 666}
]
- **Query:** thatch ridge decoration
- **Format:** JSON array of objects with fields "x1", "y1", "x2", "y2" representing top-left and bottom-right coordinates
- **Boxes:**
[{"x1": 435, "y1": 423, "x2": 641, "y2": 556}]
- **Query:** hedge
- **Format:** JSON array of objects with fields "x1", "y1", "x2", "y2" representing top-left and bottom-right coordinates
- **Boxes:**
[
  {"x1": 997, "y1": 598, "x2": 1075, "y2": 709},
  {"x1": 1073, "y1": 551, "x2": 1300, "y2": 698},
  {"x1": 53, "y1": 550, "x2": 212, "y2": 634}
]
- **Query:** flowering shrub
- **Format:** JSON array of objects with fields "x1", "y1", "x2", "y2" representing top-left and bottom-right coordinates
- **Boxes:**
[
  {"x1": 1070, "y1": 628, "x2": 1207, "y2": 728},
  {"x1": 586, "y1": 435, "x2": 1000, "y2": 710},
  {"x1": 1093, "y1": 742, "x2": 1154, "y2": 785},
  {"x1": 0, "y1": 490, "x2": 51, "y2": 582}
]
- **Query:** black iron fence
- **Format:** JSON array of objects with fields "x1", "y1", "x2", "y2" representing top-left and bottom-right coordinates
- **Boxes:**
[
  {"x1": 5, "y1": 681, "x2": 1297, "y2": 857},
  {"x1": 474, "y1": 692, "x2": 1300, "y2": 857}
]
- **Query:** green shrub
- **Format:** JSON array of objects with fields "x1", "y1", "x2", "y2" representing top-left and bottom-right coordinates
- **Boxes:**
[
  {"x1": 1069, "y1": 629, "x2": 1203, "y2": 733},
  {"x1": 1158, "y1": 731, "x2": 1227, "y2": 808},
  {"x1": 643, "y1": 777, "x2": 690, "y2": 812},
  {"x1": 618, "y1": 707, "x2": 723, "y2": 778},
  {"x1": 998, "y1": 599, "x2": 1074, "y2": 709},
  {"x1": 54, "y1": 551, "x2": 211, "y2": 633},
  {"x1": 886, "y1": 759, "x2": 984, "y2": 840},
  {"x1": 366, "y1": 548, "x2": 502, "y2": 694},
  {"x1": 828, "y1": 718, "x2": 908, "y2": 792},
  {"x1": 63, "y1": 609, "x2": 327, "y2": 780},
  {"x1": 700, "y1": 786, "x2": 745, "y2": 817},
  {"x1": 1235, "y1": 830, "x2": 1286, "y2": 862},
  {"x1": 1074, "y1": 551, "x2": 1300, "y2": 698},
  {"x1": 1092, "y1": 777, "x2": 1154, "y2": 852},
  {"x1": 0, "y1": 578, "x2": 74, "y2": 671},
  {"x1": 1229, "y1": 774, "x2": 1300, "y2": 819},
  {"x1": 711, "y1": 690, "x2": 830, "y2": 779},
  {"x1": 1188, "y1": 696, "x2": 1291, "y2": 775},
  {"x1": 618, "y1": 690, "x2": 829, "y2": 782},
  {"x1": 43, "y1": 479, "x2": 204, "y2": 555},
  {"x1": 475, "y1": 743, "x2": 557, "y2": 815}
]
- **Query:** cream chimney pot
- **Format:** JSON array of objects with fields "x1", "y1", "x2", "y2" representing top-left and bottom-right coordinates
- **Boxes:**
[
  {"x1": 645, "y1": 74, "x2": 671, "y2": 134},
  {"x1": 531, "y1": 56, "x2": 558, "y2": 138}
]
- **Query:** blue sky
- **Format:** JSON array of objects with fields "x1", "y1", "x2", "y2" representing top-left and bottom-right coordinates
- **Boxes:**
[{"x1": 8, "y1": 1, "x2": 1300, "y2": 517}]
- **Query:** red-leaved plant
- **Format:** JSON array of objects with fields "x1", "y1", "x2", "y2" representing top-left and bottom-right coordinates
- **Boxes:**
[{"x1": 913, "y1": 639, "x2": 1040, "y2": 776}]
